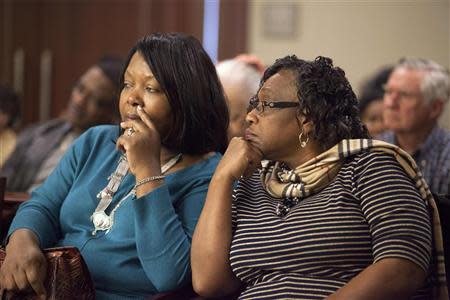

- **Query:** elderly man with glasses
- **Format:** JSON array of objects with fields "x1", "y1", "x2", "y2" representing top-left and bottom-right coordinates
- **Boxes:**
[{"x1": 378, "y1": 57, "x2": 450, "y2": 196}]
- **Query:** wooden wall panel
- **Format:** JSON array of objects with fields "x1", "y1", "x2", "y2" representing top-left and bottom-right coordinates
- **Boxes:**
[
  {"x1": 9, "y1": 1, "x2": 42, "y2": 126},
  {"x1": 218, "y1": 0, "x2": 247, "y2": 61},
  {"x1": 40, "y1": 0, "x2": 141, "y2": 117},
  {"x1": 1, "y1": 0, "x2": 246, "y2": 127},
  {"x1": 0, "y1": 1, "x2": 7, "y2": 83},
  {"x1": 143, "y1": 0, "x2": 203, "y2": 40}
]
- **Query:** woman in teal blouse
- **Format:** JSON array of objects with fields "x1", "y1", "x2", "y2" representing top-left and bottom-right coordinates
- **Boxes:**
[{"x1": 0, "y1": 33, "x2": 229, "y2": 299}]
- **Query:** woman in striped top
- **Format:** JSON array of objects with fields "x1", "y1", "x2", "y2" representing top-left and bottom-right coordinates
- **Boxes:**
[{"x1": 192, "y1": 56, "x2": 448, "y2": 299}]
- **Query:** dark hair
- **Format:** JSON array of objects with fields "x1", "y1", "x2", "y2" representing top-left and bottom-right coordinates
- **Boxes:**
[
  {"x1": 261, "y1": 55, "x2": 369, "y2": 149},
  {"x1": 96, "y1": 55, "x2": 124, "y2": 121},
  {"x1": 0, "y1": 85, "x2": 21, "y2": 127},
  {"x1": 358, "y1": 66, "x2": 393, "y2": 115},
  {"x1": 120, "y1": 33, "x2": 229, "y2": 154},
  {"x1": 96, "y1": 55, "x2": 124, "y2": 92}
]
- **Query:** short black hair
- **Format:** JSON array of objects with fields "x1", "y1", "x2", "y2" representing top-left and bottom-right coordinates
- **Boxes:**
[
  {"x1": 358, "y1": 66, "x2": 393, "y2": 115},
  {"x1": 0, "y1": 85, "x2": 21, "y2": 127},
  {"x1": 120, "y1": 33, "x2": 229, "y2": 154},
  {"x1": 261, "y1": 55, "x2": 369, "y2": 149},
  {"x1": 95, "y1": 55, "x2": 124, "y2": 121},
  {"x1": 96, "y1": 55, "x2": 124, "y2": 91}
]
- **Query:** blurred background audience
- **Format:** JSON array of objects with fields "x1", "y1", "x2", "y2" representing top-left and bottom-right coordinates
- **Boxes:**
[
  {"x1": 216, "y1": 54, "x2": 264, "y2": 142},
  {"x1": 0, "y1": 56, "x2": 123, "y2": 192},
  {"x1": 2, "y1": 1, "x2": 447, "y2": 131},
  {"x1": 0, "y1": 85, "x2": 21, "y2": 168},
  {"x1": 358, "y1": 66, "x2": 393, "y2": 137},
  {"x1": 379, "y1": 58, "x2": 450, "y2": 196}
]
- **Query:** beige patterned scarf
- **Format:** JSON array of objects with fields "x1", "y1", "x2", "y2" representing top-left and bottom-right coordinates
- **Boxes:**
[{"x1": 260, "y1": 139, "x2": 448, "y2": 299}]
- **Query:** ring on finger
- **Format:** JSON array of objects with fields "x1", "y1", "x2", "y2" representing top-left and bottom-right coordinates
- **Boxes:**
[{"x1": 127, "y1": 127, "x2": 136, "y2": 137}]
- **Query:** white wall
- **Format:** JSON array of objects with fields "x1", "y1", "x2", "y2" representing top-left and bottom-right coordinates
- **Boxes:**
[{"x1": 248, "y1": 0, "x2": 450, "y2": 129}]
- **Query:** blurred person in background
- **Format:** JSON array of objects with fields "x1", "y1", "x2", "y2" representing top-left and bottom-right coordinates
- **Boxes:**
[
  {"x1": 379, "y1": 58, "x2": 450, "y2": 196},
  {"x1": 216, "y1": 54, "x2": 264, "y2": 142},
  {"x1": 0, "y1": 56, "x2": 123, "y2": 193},
  {"x1": 0, "y1": 85, "x2": 21, "y2": 168},
  {"x1": 358, "y1": 66, "x2": 393, "y2": 137}
]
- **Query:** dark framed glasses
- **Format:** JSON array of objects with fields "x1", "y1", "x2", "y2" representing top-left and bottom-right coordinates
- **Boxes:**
[{"x1": 247, "y1": 96, "x2": 300, "y2": 114}]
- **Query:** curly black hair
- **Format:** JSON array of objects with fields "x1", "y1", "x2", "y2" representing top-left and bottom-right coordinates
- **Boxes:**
[{"x1": 260, "y1": 55, "x2": 370, "y2": 149}]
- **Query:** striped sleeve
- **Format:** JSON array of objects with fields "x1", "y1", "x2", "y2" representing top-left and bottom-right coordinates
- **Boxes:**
[{"x1": 354, "y1": 151, "x2": 432, "y2": 272}]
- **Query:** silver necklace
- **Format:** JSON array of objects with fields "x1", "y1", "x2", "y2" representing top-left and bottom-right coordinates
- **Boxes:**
[{"x1": 91, "y1": 153, "x2": 182, "y2": 235}]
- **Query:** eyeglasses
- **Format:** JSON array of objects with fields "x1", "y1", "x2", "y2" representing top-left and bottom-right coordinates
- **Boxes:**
[
  {"x1": 247, "y1": 96, "x2": 300, "y2": 114},
  {"x1": 382, "y1": 84, "x2": 421, "y2": 100}
]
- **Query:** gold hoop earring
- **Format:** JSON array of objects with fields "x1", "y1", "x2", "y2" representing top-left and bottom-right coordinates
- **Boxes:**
[{"x1": 299, "y1": 131, "x2": 309, "y2": 148}]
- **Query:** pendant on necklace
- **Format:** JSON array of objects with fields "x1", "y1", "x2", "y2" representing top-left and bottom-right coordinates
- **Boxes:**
[
  {"x1": 91, "y1": 211, "x2": 112, "y2": 235},
  {"x1": 90, "y1": 153, "x2": 182, "y2": 235}
]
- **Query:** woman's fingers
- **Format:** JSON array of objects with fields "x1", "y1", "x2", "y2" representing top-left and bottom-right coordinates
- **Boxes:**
[
  {"x1": 222, "y1": 137, "x2": 263, "y2": 179},
  {"x1": 0, "y1": 272, "x2": 19, "y2": 291},
  {"x1": 120, "y1": 106, "x2": 156, "y2": 131},
  {"x1": 117, "y1": 106, "x2": 162, "y2": 176},
  {"x1": 26, "y1": 264, "x2": 47, "y2": 299},
  {"x1": 242, "y1": 141, "x2": 263, "y2": 178},
  {"x1": 117, "y1": 117, "x2": 146, "y2": 152},
  {"x1": 120, "y1": 119, "x2": 146, "y2": 134},
  {"x1": 136, "y1": 105, "x2": 158, "y2": 131},
  {"x1": 115, "y1": 135, "x2": 127, "y2": 152},
  {"x1": 0, "y1": 255, "x2": 45, "y2": 297},
  {"x1": 12, "y1": 269, "x2": 29, "y2": 290}
]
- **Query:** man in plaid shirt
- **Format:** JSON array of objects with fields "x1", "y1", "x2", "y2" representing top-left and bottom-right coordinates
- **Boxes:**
[{"x1": 378, "y1": 57, "x2": 450, "y2": 196}]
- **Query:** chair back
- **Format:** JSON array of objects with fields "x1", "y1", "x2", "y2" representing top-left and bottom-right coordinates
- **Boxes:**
[
  {"x1": 433, "y1": 193, "x2": 450, "y2": 290},
  {"x1": 0, "y1": 177, "x2": 6, "y2": 235},
  {"x1": 0, "y1": 177, "x2": 5, "y2": 201}
]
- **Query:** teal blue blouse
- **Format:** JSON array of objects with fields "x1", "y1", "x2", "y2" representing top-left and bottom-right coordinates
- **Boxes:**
[{"x1": 8, "y1": 125, "x2": 221, "y2": 299}]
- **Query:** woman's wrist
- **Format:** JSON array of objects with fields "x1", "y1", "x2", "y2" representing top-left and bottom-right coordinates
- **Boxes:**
[
  {"x1": 135, "y1": 179, "x2": 164, "y2": 198},
  {"x1": 211, "y1": 171, "x2": 236, "y2": 186},
  {"x1": 134, "y1": 164, "x2": 162, "y2": 181},
  {"x1": 130, "y1": 155, "x2": 161, "y2": 178},
  {"x1": 7, "y1": 228, "x2": 40, "y2": 250}
]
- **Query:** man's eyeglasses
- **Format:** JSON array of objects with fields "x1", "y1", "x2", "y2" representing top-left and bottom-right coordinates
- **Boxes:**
[
  {"x1": 247, "y1": 96, "x2": 300, "y2": 114},
  {"x1": 382, "y1": 84, "x2": 421, "y2": 100},
  {"x1": 73, "y1": 81, "x2": 111, "y2": 108}
]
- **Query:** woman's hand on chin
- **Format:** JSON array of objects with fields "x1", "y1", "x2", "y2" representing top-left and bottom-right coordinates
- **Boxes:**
[{"x1": 215, "y1": 137, "x2": 263, "y2": 181}]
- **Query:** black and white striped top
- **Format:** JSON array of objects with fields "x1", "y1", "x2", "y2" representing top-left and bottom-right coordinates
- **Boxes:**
[{"x1": 230, "y1": 151, "x2": 432, "y2": 299}]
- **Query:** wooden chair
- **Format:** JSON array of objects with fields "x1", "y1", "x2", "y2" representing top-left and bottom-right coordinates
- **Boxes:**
[
  {"x1": 0, "y1": 177, "x2": 6, "y2": 239},
  {"x1": 434, "y1": 193, "x2": 450, "y2": 290}
]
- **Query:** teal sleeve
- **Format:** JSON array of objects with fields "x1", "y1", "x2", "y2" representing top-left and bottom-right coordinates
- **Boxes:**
[
  {"x1": 7, "y1": 137, "x2": 80, "y2": 247},
  {"x1": 133, "y1": 177, "x2": 209, "y2": 292}
]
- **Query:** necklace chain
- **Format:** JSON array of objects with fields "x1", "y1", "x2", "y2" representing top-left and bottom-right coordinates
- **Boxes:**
[{"x1": 91, "y1": 154, "x2": 182, "y2": 235}]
